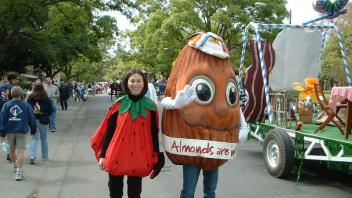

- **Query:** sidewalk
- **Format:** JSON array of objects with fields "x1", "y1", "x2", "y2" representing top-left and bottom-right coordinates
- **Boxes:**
[
  {"x1": 0, "y1": 95, "x2": 184, "y2": 198},
  {"x1": 0, "y1": 96, "x2": 110, "y2": 198}
]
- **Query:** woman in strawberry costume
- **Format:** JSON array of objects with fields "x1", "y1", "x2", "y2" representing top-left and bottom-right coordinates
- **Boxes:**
[{"x1": 91, "y1": 69, "x2": 165, "y2": 198}]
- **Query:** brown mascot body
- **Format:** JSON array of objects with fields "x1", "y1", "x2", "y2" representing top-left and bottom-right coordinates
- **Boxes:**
[{"x1": 162, "y1": 33, "x2": 241, "y2": 171}]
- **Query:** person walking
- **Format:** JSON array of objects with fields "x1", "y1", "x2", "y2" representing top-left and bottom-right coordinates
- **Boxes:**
[
  {"x1": 109, "y1": 80, "x2": 123, "y2": 101},
  {"x1": 0, "y1": 73, "x2": 20, "y2": 108},
  {"x1": 92, "y1": 82, "x2": 97, "y2": 96},
  {"x1": 27, "y1": 84, "x2": 53, "y2": 164},
  {"x1": 0, "y1": 86, "x2": 37, "y2": 181},
  {"x1": 73, "y1": 82, "x2": 79, "y2": 101},
  {"x1": 25, "y1": 82, "x2": 36, "y2": 101},
  {"x1": 0, "y1": 73, "x2": 20, "y2": 162},
  {"x1": 59, "y1": 82, "x2": 69, "y2": 110},
  {"x1": 91, "y1": 69, "x2": 165, "y2": 198},
  {"x1": 157, "y1": 76, "x2": 167, "y2": 96},
  {"x1": 44, "y1": 77, "x2": 59, "y2": 132},
  {"x1": 67, "y1": 81, "x2": 74, "y2": 98}
]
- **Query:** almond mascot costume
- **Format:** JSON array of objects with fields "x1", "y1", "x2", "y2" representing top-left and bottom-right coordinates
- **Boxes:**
[{"x1": 161, "y1": 32, "x2": 248, "y2": 198}]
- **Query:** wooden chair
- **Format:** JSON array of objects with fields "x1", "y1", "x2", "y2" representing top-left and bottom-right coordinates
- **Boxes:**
[{"x1": 314, "y1": 83, "x2": 346, "y2": 134}]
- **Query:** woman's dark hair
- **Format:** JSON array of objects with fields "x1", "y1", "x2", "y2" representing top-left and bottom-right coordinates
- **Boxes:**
[
  {"x1": 122, "y1": 69, "x2": 148, "y2": 97},
  {"x1": 28, "y1": 84, "x2": 48, "y2": 101}
]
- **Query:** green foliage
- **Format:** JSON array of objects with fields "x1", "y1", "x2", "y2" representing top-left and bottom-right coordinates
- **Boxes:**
[
  {"x1": 0, "y1": 0, "x2": 49, "y2": 72},
  {"x1": 0, "y1": 0, "x2": 118, "y2": 80},
  {"x1": 321, "y1": 3, "x2": 352, "y2": 87},
  {"x1": 112, "y1": 0, "x2": 287, "y2": 77},
  {"x1": 1, "y1": 0, "x2": 290, "y2": 80},
  {"x1": 102, "y1": 54, "x2": 145, "y2": 81},
  {"x1": 106, "y1": 0, "x2": 137, "y2": 18},
  {"x1": 62, "y1": 55, "x2": 102, "y2": 82}
]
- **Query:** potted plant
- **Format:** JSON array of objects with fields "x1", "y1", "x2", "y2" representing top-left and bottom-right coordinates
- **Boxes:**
[{"x1": 293, "y1": 78, "x2": 319, "y2": 124}]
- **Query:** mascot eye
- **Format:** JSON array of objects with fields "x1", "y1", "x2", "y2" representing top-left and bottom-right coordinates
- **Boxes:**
[
  {"x1": 190, "y1": 75, "x2": 215, "y2": 105},
  {"x1": 226, "y1": 80, "x2": 238, "y2": 107}
]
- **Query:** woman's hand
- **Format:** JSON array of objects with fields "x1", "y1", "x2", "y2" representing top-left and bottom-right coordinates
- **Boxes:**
[
  {"x1": 150, "y1": 152, "x2": 165, "y2": 179},
  {"x1": 98, "y1": 158, "x2": 105, "y2": 170}
]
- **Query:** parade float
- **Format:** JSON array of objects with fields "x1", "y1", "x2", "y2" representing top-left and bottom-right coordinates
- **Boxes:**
[{"x1": 239, "y1": 0, "x2": 352, "y2": 178}]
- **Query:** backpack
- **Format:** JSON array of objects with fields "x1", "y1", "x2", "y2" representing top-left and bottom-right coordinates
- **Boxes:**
[{"x1": 33, "y1": 101, "x2": 50, "y2": 125}]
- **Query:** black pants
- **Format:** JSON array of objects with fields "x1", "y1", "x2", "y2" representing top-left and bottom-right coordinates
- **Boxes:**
[
  {"x1": 60, "y1": 98, "x2": 68, "y2": 110},
  {"x1": 108, "y1": 174, "x2": 142, "y2": 198}
]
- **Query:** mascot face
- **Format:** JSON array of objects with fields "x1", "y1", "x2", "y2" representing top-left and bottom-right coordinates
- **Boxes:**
[
  {"x1": 162, "y1": 37, "x2": 241, "y2": 170},
  {"x1": 181, "y1": 62, "x2": 240, "y2": 133}
]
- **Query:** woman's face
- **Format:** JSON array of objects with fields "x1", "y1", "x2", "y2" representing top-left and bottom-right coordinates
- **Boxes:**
[{"x1": 127, "y1": 73, "x2": 144, "y2": 95}]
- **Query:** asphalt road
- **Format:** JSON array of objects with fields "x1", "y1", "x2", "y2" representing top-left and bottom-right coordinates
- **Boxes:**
[{"x1": 0, "y1": 94, "x2": 351, "y2": 198}]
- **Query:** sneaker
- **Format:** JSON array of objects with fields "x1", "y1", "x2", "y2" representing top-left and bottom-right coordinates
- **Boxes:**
[
  {"x1": 51, "y1": 129, "x2": 56, "y2": 132},
  {"x1": 30, "y1": 157, "x2": 36, "y2": 165},
  {"x1": 14, "y1": 170, "x2": 23, "y2": 181}
]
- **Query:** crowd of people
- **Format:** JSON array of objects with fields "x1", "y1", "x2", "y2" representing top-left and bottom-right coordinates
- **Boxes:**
[
  {"x1": 0, "y1": 71, "x2": 161, "y2": 182},
  {"x1": 1, "y1": 57, "x2": 237, "y2": 198},
  {"x1": 0, "y1": 64, "x2": 246, "y2": 198},
  {"x1": 0, "y1": 73, "x2": 61, "y2": 181},
  {"x1": 0, "y1": 72, "x2": 110, "y2": 181}
]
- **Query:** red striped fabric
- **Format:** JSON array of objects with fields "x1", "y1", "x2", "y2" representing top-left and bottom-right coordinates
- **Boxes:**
[
  {"x1": 329, "y1": 87, "x2": 352, "y2": 113},
  {"x1": 243, "y1": 40, "x2": 275, "y2": 122}
]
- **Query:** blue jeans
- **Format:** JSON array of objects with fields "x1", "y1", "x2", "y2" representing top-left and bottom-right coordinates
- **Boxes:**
[
  {"x1": 30, "y1": 120, "x2": 49, "y2": 160},
  {"x1": 180, "y1": 165, "x2": 218, "y2": 198},
  {"x1": 49, "y1": 103, "x2": 56, "y2": 130}
]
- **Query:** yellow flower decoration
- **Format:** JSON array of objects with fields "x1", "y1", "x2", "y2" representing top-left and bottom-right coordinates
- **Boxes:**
[{"x1": 293, "y1": 77, "x2": 319, "y2": 103}]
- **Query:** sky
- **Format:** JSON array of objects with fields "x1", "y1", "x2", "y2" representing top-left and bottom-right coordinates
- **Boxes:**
[
  {"x1": 286, "y1": 0, "x2": 321, "y2": 24},
  {"x1": 104, "y1": 0, "x2": 323, "y2": 31},
  {"x1": 101, "y1": 11, "x2": 136, "y2": 31}
]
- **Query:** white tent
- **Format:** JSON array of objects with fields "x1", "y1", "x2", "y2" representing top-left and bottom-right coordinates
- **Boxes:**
[{"x1": 269, "y1": 28, "x2": 323, "y2": 91}]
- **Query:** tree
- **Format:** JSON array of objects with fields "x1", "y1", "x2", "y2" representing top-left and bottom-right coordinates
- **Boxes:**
[
  {"x1": 63, "y1": 55, "x2": 102, "y2": 82},
  {"x1": 321, "y1": 2, "x2": 352, "y2": 87},
  {"x1": 105, "y1": 0, "x2": 136, "y2": 18},
  {"x1": 0, "y1": 0, "x2": 117, "y2": 79},
  {"x1": 0, "y1": 0, "x2": 49, "y2": 72},
  {"x1": 38, "y1": 3, "x2": 118, "y2": 77},
  {"x1": 117, "y1": 0, "x2": 287, "y2": 76}
]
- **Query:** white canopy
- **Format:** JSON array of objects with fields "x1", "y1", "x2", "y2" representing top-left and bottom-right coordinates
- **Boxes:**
[{"x1": 269, "y1": 28, "x2": 323, "y2": 91}]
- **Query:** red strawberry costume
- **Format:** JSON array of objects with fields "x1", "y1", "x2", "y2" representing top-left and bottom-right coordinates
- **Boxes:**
[{"x1": 91, "y1": 95, "x2": 162, "y2": 177}]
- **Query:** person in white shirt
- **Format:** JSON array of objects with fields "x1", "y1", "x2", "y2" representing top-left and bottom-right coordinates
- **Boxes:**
[
  {"x1": 25, "y1": 82, "x2": 36, "y2": 101},
  {"x1": 44, "y1": 77, "x2": 59, "y2": 132},
  {"x1": 142, "y1": 71, "x2": 158, "y2": 104}
]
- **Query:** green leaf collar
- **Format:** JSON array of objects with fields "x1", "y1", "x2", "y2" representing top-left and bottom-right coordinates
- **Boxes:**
[{"x1": 115, "y1": 95, "x2": 156, "y2": 120}]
